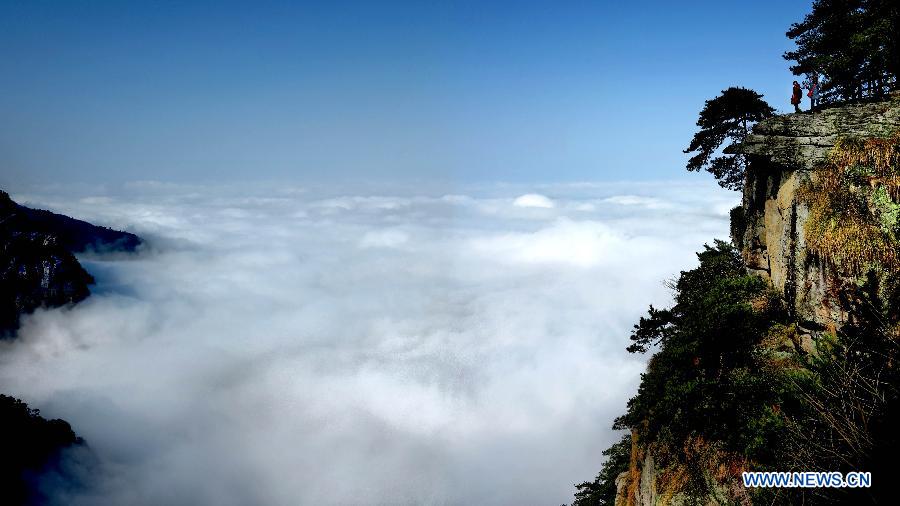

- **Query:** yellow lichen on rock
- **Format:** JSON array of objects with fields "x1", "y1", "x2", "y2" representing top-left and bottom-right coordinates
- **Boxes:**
[{"x1": 797, "y1": 133, "x2": 900, "y2": 275}]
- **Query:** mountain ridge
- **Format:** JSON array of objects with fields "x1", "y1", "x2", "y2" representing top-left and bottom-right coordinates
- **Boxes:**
[
  {"x1": 0, "y1": 190, "x2": 141, "y2": 336},
  {"x1": 1, "y1": 189, "x2": 142, "y2": 504}
]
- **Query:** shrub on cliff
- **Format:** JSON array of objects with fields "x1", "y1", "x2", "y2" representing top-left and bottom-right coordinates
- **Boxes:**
[
  {"x1": 570, "y1": 434, "x2": 631, "y2": 506},
  {"x1": 570, "y1": 242, "x2": 796, "y2": 504},
  {"x1": 576, "y1": 239, "x2": 900, "y2": 504},
  {"x1": 684, "y1": 87, "x2": 775, "y2": 191},
  {"x1": 616, "y1": 241, "x2": 790, "y2": 456},
  {"x1": 784, "y1": 272, "x2": 900, "y2": 504}
]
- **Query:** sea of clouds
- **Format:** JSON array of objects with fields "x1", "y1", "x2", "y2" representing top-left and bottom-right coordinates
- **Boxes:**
[{"x1": 1, "y1": 180, "x2": 736, "y2": 505}]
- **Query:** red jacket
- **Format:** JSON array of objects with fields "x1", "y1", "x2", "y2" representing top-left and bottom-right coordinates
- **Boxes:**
[{"x1": 791, "y1": 85, "x2": 802, "y2": 105}]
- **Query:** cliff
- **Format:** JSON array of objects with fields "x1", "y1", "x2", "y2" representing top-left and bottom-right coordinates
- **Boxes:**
[
  {"x1": 735, "y1": 98, "x2": 900, "y2": 334},
  {"x1": 0, "y1": 190, "x2": 141, "y2": 335},
  {"x1": 609, "y1": 98, "x2": 900, "y2": 506},
  {"x1": 1, "y1": 189, "x2": 142, "y2": 503}
]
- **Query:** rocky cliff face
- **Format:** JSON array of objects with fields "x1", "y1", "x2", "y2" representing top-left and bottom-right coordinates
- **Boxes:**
[
  {"x1": 0, "y1": 225, "x2": 94, "y2": 336},
  {"x1": 736, "y1": 98, "x2": 900, "y2": 334},
  {"x1": 0, "y1": 190, "x2": 141, "y2": 335},
  {"x1": 614, "y1": 438, "x2": 742, "y2": 506},
  {"x1": 612, "y1": 98, "x2": 900, "y2": 506},
  {"x1": 0, "y1": 189, "x2": 140, "y2": 503}
]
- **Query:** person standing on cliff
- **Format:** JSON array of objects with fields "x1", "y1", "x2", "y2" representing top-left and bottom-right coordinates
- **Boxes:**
[
  {"x1": 807, "y1": 75, "x2": 819, "y2": 112},
  {"x1": 791, "y1": 81, "x2": 802, "y2": 113}
]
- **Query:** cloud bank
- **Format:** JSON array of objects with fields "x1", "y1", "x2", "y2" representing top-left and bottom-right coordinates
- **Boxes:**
[{"x1": 0, "y1": 181, "x2": 736, "y2": 505}]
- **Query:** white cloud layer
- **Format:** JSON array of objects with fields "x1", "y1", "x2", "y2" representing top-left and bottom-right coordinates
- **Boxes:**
[{"x1": 1, "y1": 181, "x2": 736, "y2": 505}]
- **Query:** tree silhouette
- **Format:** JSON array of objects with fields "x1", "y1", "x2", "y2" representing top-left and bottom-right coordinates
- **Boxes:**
[
  {"x1": 684, "y1": 87, "x2": 774, "y2": 191},
  {"x1": 784, "y1": 0, "x2": 899, "y2": 102},
  {"x1": 0, "y1": 395, "x2": 83, "y2": 504}
]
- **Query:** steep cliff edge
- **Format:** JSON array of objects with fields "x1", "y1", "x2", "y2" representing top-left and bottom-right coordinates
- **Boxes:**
[
  {"x1": 604, "y1": 98, "x2": 900, "y2": 506},
  {"x1": 1, "y1": 190, "x2": 142, "y2": 503},
  {"x1": 739, "y1": 100, "x2": 900, "y2": 171},
  {"x1": 735, "y1": 98, "x2": 900, "y2": 334},
  {"x1": 0, "y1": 190, "x2": 141, "y2": 335}
]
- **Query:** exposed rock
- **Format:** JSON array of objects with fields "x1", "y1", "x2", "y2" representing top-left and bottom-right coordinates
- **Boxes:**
[
  {"x1": 0, "y1": 189, "x2": 142, "y2": 335},
  {"x1": 734, "y1": 99, "x2": 900, "y2": 330},
  {"x1": 615, "y1": 447, "x2": 729, "y2": 506},
  {"x1": 613, "y1": 100, "x2": 900, "y2": 506},
  {"x1": 739, "y1": 99, "x2": 900, "y2": 171},
  {"x1": 615, "y1": 470, "x2": 630, "y2": 505},
  {"x1": 0, "y1": 227, "x2": 94, "y2": 336},
  {"x1": 636, "y1": 453, "x2": 657, "y2": 506}
]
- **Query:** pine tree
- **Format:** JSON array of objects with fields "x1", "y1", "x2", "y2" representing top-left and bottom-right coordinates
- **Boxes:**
[
  {"x1": 684, "y1": 88, "x2": 774, "y2": 191},
  {"x1": 784, "y1": 0, "x2": 899, "y2": 102}
]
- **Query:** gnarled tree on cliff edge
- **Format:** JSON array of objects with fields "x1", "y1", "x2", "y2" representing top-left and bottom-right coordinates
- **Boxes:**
[{"x1": 684, "y1": 87, "x2": 775, "y2": 191}]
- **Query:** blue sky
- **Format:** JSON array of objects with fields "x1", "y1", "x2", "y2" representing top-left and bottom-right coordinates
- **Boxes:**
[{"x1": 1, "y1": 0, "x2": 811, "y2": 188}]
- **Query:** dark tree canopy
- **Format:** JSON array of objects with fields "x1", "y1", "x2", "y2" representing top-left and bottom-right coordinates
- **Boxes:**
[
  {"x1": 784, "y1": 0, "x2": 899, "y2": 102},
  {"x1": 683, "y1": 87, "x2": 775, "y2": 191},
  {"x1": 0, "y1": 395, "x2": 83, "y2": 505},
  {"x1": 569, "y1": 242, "x2": 792, "y2": 504}
]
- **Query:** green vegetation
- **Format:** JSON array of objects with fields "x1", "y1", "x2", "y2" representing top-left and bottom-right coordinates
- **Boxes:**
[
  {"x1": 785, "y1": 0, "x2": 899, "y2": 102},
  {"x1": 571, "y1": 434, "x2": 631, "y2": 506},
  {"x1": 729, "y1": 205, "x2": 746, "y2": 251},
  {"x1": 618, "y1": 243, "x2": 793, "y2": 491},
  {"x1": 572, "y1": 240, "x2": 900, "y2": 504},
  {"x1": 571, "y1": 243, "x2": 797, "y2": 504},
  {"x1": 574, "y1": 2, "x2": 900, "y2": 504},
  {"x1": 574, "y1": 132, "x2": 900, "y2": 504},
  {"x1": 783, "y1": 271, "x2": 900, "y2": 504},
  {"x1": 683, "y1": 87, "x2": 775, "y2": 190}
]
